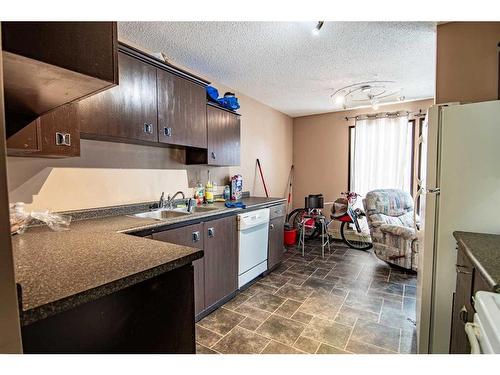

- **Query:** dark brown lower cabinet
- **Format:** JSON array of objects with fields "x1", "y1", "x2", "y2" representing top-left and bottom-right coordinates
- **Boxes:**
[
  {"x1": 21, "y1": 264, "x2": 195, "y2": 353},
  {"x1": 152, "y1": 223, "x2": 205, "y2": 315},
  {"x1": 268, "y1": 204, "x2": 286, "y2": 271},
  {"x1": 151, "y1": 215, "x2": 238, "y2": 318},
  {"x1": 204, "y1": 215, "x2": 238, "y2": 309},
  {"x1": 450, "y1": 242, "x2": 493, "y2": 353}
]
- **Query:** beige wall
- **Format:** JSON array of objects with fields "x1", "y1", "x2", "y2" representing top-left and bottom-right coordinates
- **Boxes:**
[
  {"x1": 292, "y1": 99, "x2": 434, "y2": 214},
  {"x1": 436, "y1": 22, "x2": 500, "y2": 104},
  {"x1": 6, "y1": 79, "x2": 293, "y2": 210}
]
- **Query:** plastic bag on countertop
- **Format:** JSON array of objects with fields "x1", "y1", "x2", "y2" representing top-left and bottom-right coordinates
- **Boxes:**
[{"x1": 9, "y1": 202, "x2": 71, "y2": 235}]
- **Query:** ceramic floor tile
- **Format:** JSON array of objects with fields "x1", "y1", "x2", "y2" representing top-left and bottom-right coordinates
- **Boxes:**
[
  {"x1": 400, "y1": 328, "x2": 417, "y2": 354},
  {"x1": 235, "y1": 304, "x2": 272, "y2": 321},
  {"x1": 198, "y1": 307, "x2": 246, "y2": 335},
  {"x1": 344, "y1": 291, "x2": 383, "y2": 314},
  {"x1": 196, "y1": 343, "x2": 218, "y2": 354},
  {"x1": 346, "y1": 339, "x2": 395, "y2": 354},
  {"x1": 389, "y1": 272, "x2": 417, "y2": 286},
  {"x1": 311, "y1": 268, "x2": 331, "y2": 279},
  {"x1": 261, "y1": 340, "x2": 304, "y2": 354},
  {"x1": 239, "y1": 317, "x2": 263, "y2": 331},
  {"x1": 244, "y1": 292, "x2": 287, "y2": 313},
  {"x1": 245, "y1": 282, "x2": 280, "y2": 296},
  {"x1": 379, "y1": 302, "x2": 416, "y2": 331},
  {"x1": 404, "y1": 285, "x2": 417, "y2": 298},
  {"x1": 223, "y1": 292, "x2": 252, "y2": 311},
  {"x1": 369, "y1": 279, "x2": 404, "y2": 296},
  {"x1": 286, "y1": 263, "x2": 318, "y2": 277},
  {"x1": 291, "y1": 311, "x2": 314, "y2": 324},
  {"x1": 255, "y1": 314, "x2": 306, "y2": 346},
  {"x1": 275, "y1": 283, "x2": 313, "y2": 302},
  {"x1": 298, "y1": 292, "x2": 345, "y2": 320},
  {"x1": 350, "y1": 319, "x2": 401, "y2": 352},
  {"x1": 274, "y1": 299, "x2": 302, "y2": 318},
  {"x1": 316, "y1": 343, "x2": 350, "y2": 354},
  {"x1": 294, "y1": 336, "x2": 321, "y2": 353},
  {"x1": 195, "y1": 324, "x2": 223, "y2": 347},
  {"x1": 302, "y1": 277, "x2": 336, "y2": 293},
  {"x1": 335, "y1": 305, "x2": 379, "y2": 327},
  {"x1": 212, "y1": 326, "x2": 270, "y2": 354},
  {"x1": 301, "y1": 316, "x2": 352, "y2": 348},
  {"x1": 258, "y1": 273, "x2": 292, "y2": 288}
]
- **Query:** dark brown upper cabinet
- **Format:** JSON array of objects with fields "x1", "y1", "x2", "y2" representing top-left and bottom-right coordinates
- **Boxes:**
[
  {"x1": 157, "y1": 69, "x2": 207, "y2": 148},
  {"x1": 186, "y1": 104, "x2": 241, "y2": 166},
  {"x1": 7, "y1": 104, "x2": 80, "y2": 157},
  {"x1": 2, "y1": 22, "x2": 118, "y2": 137},
  {"x1": 79, "y1": 51, "x2": 158, "y2": 143}
]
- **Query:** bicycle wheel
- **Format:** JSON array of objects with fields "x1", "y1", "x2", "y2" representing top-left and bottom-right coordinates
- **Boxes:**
[
  {"x1": 340, "y1": 220, "x2": 372, "y2": 251},
  {"x1": 289, "y1": 209, "x2": 319, "y2": 240}
]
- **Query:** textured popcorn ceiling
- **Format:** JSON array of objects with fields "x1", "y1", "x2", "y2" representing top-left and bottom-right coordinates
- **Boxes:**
[{"x1": 118, "y1": 22, "x2": 436, "y2": 117}]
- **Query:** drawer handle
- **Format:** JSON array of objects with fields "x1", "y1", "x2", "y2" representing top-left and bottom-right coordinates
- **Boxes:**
[
  {"x1": 207, "y1": 227, "x2": 215, "y2": 238},
  {"x1": 211, "y1": 152, "x2": 216, "y2": 159},
  {"x1": 192, "y1": 231, "x2": 200, "y2": 242},
  {"x1": 164, "y1": 127, "x2": 172, "y2": 137},
  {"x1": 144, "y1": 123, "x2": 153, "y2": 134},
  {"x1": 459, "y1": 305, "x2": 469, "y2": 323},
  {"x1": 55, "y1": 132, "x2": 71, "y2": 146},
  {"x1": 456, "y1": 265, "x2": 472, "y2": 275}
]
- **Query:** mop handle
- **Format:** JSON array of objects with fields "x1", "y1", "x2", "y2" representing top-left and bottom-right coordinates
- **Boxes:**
[{"x1": 256, "y1": 158, "x2": 269, "y2": 198}]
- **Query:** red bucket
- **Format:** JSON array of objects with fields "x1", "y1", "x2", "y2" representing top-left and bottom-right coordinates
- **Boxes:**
[{"x1": 284, "y1": 228, "x2": 297, "y2": 246}]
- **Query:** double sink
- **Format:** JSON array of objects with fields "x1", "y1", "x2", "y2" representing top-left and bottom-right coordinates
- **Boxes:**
[{"x1": 132, "y1": 205, "x2": 219, "y2": 220}]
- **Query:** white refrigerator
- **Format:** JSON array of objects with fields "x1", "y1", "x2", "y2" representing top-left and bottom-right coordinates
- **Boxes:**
[{"x1": 416, "y1": 100, "x2": 500, "y2": 354}]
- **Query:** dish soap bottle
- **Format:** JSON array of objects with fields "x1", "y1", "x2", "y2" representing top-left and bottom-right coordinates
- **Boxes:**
[{"x1": 205, "y1": 170, "x2": 214, "y2": 204}]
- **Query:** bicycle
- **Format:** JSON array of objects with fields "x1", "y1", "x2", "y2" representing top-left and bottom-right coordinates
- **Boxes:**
[{"x1": 287, "y1": 192, "x2": 373, "y2": 251}]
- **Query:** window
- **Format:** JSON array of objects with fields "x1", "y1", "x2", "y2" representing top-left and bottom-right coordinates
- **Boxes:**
[{"x1": 349, "y1": 115, "x2": 414, "y2": 197}]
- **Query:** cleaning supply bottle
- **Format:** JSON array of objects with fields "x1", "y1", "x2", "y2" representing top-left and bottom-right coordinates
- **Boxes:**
[
  {"x1": 194, "y1": 182, "x2": 204, "y2": 205},
  {"x1": 205, "y1": 170, "x2": 214, "y2": 204}
]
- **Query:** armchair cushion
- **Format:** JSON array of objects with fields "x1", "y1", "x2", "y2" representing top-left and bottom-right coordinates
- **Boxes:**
[{"x1": 379, "y1": 224, "x2": 417, "y2": 241}]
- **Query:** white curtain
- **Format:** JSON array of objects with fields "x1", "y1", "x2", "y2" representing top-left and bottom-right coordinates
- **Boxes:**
[{"x1": 353, "y1": 115, "x2": 412, "y2": 197}]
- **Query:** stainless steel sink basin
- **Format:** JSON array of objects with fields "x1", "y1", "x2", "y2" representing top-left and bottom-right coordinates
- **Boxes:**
[
  {"x1": 131, "y1": 205, "x2": 219, "y2": 221},
  {"x1": 132, "y1": 209, "x2": 191, "y2": 220}
]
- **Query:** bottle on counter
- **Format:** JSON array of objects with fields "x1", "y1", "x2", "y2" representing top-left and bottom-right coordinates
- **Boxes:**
[
  {"x1": 223, "y1": 185, "x2": 231, "y2": 200},
  {"x1": 194, "y1": 182, "x2": 204, "y2": 205},
  {"x1": 205, "y1": 170, "x2": 214, "y2": 204}
]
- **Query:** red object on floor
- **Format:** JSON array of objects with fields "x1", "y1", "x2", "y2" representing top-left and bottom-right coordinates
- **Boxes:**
[{"x1": 284, "y1": 228, "x2": 297, "y2": 245}]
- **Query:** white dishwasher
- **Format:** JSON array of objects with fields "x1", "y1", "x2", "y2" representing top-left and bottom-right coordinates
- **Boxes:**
[{"x1": 237, "y1": 208, "x2": 270, "y2": 288}]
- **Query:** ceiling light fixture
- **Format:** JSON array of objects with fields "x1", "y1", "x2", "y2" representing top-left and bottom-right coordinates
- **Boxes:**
[
  {"x1": 330, "y1": 80, "x2": 403, "y2": 110},
  {"x1": 312, "y1": 21, "x2": 324, "y2": 36},
  {"x1": 335, "y1": 95, "x2": 346, "y2": 106}
]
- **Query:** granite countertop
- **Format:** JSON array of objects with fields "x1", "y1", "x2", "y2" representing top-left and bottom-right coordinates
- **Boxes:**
[
  {"x1": 453, "y1": 231, "x2": 500, "y2": 292},
  {"x1": 12, "y1": 197, "x2": 285, "y2": 325}
]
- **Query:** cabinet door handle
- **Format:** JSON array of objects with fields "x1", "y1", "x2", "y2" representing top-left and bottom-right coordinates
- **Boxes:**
[
  {"x1": 55, "y1": 132, "x2": 71, "y2": 146},
  {"x1": 211, "y1": 152, "x2": 216, "y2": 159},
  {"x1": 143, "y1": 123, "x2": 153, "y2": 134},
  {"x1": 164, "y1": 127, "x2": 172, "y2": 137},
  {"x1": 269, "y1": 223, "x2": 275, "y2": 230},
  {"x1": 456, "y1": 265, "x2": 472, "y2": 275},
  {"x1": 192, "y1": 231, "x2": 200, "y2": 243},
  {"x1": 459, "y1": 305, "x2": 469, "y2": 323},
  {"x1": 207, "y1": 227, "x2": 215, "y2": 238}
]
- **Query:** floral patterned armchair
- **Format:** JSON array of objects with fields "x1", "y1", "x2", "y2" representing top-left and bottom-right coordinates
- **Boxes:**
[{"x1": 363, "y1": 189, "x2": 418, "y2": 272}]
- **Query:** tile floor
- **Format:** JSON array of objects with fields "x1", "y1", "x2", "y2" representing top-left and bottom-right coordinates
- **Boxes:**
[{"x1": 196, "y1": 239, "x2": 418, "y2": 354}]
